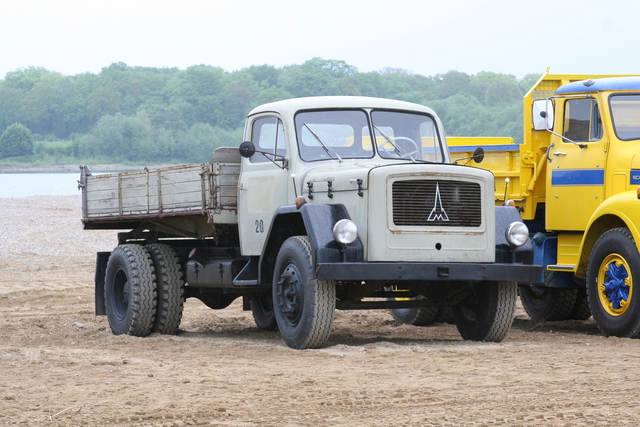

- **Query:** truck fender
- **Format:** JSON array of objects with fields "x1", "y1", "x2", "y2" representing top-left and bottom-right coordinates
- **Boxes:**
[
  {"x1": 495, "y1": 206, "x2": 534, "y2": 264},
  {"x1": 259, "y1": 204, "x2": 364, "y2": 284},
  {"x1": 577, "y1": 191, "x2": 640, "y2": 277}
]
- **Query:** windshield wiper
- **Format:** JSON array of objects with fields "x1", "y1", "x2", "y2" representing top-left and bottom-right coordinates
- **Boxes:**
[
  {"x1": 303, "y1": 123, "x2": 342, "y2": 162},
  {"x1": 373, "y1": 125, "x2": 416, "y2": 163}
]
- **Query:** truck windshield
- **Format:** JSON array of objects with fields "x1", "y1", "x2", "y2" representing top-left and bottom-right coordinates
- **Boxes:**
[
  {"x1": 371, "y1": 110, "x2": 444, "y2": 162},
  {"x1": 295, "y1": 110, "x2": 374, "y2": 162},
  {"x1": 610, "y1": 94, "x2": 640, "y2": 141},
  {"x1": 294, "y1": 109, "x2": 444, "y2": 162}
]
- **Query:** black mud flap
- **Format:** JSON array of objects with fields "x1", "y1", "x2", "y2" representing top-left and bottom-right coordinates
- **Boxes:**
[{"x1": 95, "y1": 251, "x2": 111, "y2": 315}]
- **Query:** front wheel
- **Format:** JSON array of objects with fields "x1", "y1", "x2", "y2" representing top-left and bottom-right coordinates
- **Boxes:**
[
  {"x1": 272, "y1": 236, "x2": 335, "y2": 349},
  {"x1": 587, "y1": 228, "x2": 640, "y2": 337},
  {"x1": 453, "y1": 281, "x2": 516, "y2": 342},
  {"x1": 104, "y1": 244, "x2": 157, "y2": 336}
]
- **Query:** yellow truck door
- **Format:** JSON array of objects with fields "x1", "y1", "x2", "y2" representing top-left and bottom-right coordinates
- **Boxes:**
[{"x1": 546, "y1": 97, "x2": 607, "y2": 231}]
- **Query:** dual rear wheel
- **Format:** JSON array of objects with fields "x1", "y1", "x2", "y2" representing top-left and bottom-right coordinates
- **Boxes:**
[{"x1": 104, "y1": 244, "x2": 184, "y2": 336}]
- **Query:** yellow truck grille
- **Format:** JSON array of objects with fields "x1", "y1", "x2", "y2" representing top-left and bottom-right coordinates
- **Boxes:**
[{"x1": 392, "y1": 180, "x2": 482, "y2": 227}]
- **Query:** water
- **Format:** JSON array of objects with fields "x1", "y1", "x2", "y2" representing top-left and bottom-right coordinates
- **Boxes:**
[{"x1": 0, "y1": 172, "x2": 87, "y2": 198}]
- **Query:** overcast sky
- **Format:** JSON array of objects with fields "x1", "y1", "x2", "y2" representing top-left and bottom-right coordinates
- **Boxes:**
[{"x1": 1, "y1": 0, "x2": 638, "y2": 80}]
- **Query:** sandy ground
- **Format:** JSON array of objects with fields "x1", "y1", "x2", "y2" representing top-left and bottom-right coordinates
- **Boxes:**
[{"x1": 1, "y1": 195, "x2": 640, "y2": 426}]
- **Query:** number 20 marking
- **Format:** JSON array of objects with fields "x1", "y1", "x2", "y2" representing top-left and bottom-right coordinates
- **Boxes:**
[{"x1": 255, "y1": 219, "x2": 264, "y2": 233}]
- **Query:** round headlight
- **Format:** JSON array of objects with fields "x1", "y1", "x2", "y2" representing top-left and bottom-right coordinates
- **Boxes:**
[
  {"x1": 333, "y1": 219, "x2": 358, "y2": 246},
  {"x1": 505, "y1": 221, "x2": 529, "y2": 247}
]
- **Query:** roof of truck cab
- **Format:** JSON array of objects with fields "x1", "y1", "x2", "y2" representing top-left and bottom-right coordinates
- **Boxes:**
[
  {"x1": 556, "y1": 76, "x2": 640, "y2": 94},
  {"x1": 247, "y1": 96, "x2": 437, "y2": 117}
]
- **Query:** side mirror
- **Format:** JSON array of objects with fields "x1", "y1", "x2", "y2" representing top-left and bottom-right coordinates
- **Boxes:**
[
  {"x1": 532, "y1": 99, "x2": 554, "y2": 131},
  {"x1": 472, "y1": 147, "x2": 484, "y2": 164},
  {"x1": 239, "y1": 141, "x2": 256, "y2": 158}
]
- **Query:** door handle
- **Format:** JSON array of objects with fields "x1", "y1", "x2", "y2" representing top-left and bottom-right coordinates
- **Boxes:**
[
  {"x1": 546, "y1": 143, "x2": 554, "y2": 163},
  {"x1": 553, "y1": 152, "x2": 567, "y2": 156}
]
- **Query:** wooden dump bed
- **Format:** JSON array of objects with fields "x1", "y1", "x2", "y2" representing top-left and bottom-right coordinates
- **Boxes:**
[{"x1": 79, "y1": 147, "x2": 240, "y2": 227}]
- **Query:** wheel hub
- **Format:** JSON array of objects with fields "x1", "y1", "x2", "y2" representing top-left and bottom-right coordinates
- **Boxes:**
[
  {"x1": 277, "y1": 264, "x2": 304, "y2": 322},
  {"x1": 599, "y1": 254, "x2": 632, "y2": 315}
]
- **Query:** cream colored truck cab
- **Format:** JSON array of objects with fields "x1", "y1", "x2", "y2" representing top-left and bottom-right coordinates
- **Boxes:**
[{"x1": 236, "y1": 96, "x2": 539, "y2": 348}]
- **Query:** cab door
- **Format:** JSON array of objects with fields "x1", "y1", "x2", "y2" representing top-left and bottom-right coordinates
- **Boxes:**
[
  {"x1": 546, "y1": 97, "x2": 607, "y2": 231},
  {"x1": 238, "y1": 115, "x2": 291, "y2": 255}
]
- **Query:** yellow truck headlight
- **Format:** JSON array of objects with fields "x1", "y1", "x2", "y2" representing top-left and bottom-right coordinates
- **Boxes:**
[
  {"x1": 506, "y1": 221, "x2": 529, "y2": 247},
  {"x1": 333, "y1": 219, "x2": 358, "y2": 246}
]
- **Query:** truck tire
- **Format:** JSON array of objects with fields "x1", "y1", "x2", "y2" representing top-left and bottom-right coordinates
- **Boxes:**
[
  {"x1": 453, "y1": 281, "x2": 516, "y2": 342},
  {"x1": 435, "y1": 307, "x2": 455, "y2": 324},
  {"x1": 272, "y1": 236, "x2": 335, "y2": 349},
  {"x1": 104, "y1": 244, "x2": 157, "y2": 336},
  {"x1": 568, "y1": 286, "x2": 592, "y2": 320},
  {"x1": 518, "y1": 284, "x2": 578, "y2": 321},
  {"x1": 390, "y1": 305, "x2": 439, "y2": 326},
  {"x1": 251, "y1": 294, "x2": 278, "y2": 331},
  {"x1": 385, "y1": 289, "x2": 439, "y2": 326},
  {"x1": 587, "y1": 228, "x2": 640, "y2": 337},
  {"x1": 145, "y1": 244, "x2": 184, "y2": 334}
]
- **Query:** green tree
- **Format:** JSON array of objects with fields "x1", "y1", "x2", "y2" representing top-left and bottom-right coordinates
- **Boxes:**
[
  {"x1": 3, "y1": 66, "x2": 49, "y2": 92},
  {"x1": 0, "y1": 123, "x2": 34, "y2": 158},
  {"x1": 519, "y1": 73, "x2": 543, "y2": 94},
  {"x1": 435, "y1": 70, "x2": 471, "y2": 99},
  {"x1": 278, "y1": 58, "x2": 342, "y2": 97}
]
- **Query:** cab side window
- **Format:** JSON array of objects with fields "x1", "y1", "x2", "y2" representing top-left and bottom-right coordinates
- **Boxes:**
[
  {"x1": 563, "y1": 98, "x2": 602, "y2": 142},
  {"x1": 250, "y1": 117, "x2": 286, "y2": 163}
]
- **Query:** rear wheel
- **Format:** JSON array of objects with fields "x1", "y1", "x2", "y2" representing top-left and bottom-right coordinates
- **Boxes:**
[
  {"x1": 587, "y1": 228, "x2": 640, "y2": 337},
  {"x1": 386, "y1": 289, "x2": 439, "y2": 326},
  {"x1": 145, "y1": 244, "x2": 184, "y2": 334},
  {"x1": 453, "y1": 281, "x2": 516, "y2": 342},
  {"x1": 390, "y1": 305, "x2": 439, "y2": 326},
  {"x1": 568, "y1": 286, "x2": 591, "y2": 320},
  {"x1": 435, "y1": 307, "x2": 455, "y2": 324},
  {"x1": 251, "y1": 293, "x2": 278, "y2": 331},
  {"x1": 104, "y1": 244, "x2": 157, "y2": 336},
  {"x1": 519, "y1": 284, "x2": 577, "y2": 321},
  {"x1": 272, "y1": 236, "x2": 335, "y2": 349}
]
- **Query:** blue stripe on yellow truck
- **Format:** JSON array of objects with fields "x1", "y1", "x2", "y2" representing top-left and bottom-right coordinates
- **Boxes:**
[{"x1": 551, "y1": 169, "x2": 605, "y2": 186}]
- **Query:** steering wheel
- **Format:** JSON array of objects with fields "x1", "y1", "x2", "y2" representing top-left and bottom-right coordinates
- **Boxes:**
[{"x1": 377, "y1": 136, "x2": 420, "y2": 159}]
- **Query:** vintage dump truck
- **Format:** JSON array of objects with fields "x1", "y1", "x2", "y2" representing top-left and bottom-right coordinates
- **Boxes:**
[
  {"x1": 449, "y1": 71, "x2": 640, "y2": 338},
  {"x1": 80, "y1": 96, "x2": 539, "y2": 349}
]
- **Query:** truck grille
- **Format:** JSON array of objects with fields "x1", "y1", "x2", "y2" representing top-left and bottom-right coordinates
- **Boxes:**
[{"x1": 392, "y1": 179, "x2": 482, "y2": 227}]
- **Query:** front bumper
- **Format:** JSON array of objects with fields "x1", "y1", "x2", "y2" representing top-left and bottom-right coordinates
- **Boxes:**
[{"x1": 316, "y1": 262, "x2": 541, "y2": 283}]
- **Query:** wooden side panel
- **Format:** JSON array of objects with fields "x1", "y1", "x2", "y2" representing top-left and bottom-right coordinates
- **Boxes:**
[{"x1": 84, "y1": 164, "x2": 211, "y2": 219}]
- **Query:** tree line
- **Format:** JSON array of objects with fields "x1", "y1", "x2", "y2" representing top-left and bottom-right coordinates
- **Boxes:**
[{"x1": 0, "y1": 58, "x2": 541, "y2": 163}]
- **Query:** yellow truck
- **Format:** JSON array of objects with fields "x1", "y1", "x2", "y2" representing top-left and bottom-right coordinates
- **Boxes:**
[{"x1": 449, "y1": 70, "x2": 640, "y2": 338}]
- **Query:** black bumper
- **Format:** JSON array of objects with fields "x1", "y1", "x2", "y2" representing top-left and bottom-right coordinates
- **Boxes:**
[{"x1": 316, "y1": 262, "x2": 541, "y2": 283}]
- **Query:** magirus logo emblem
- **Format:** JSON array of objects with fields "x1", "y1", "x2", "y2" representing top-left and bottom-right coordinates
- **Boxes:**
[{"x1": 427, "y1": 183, "x2": 449, "y2": 221}]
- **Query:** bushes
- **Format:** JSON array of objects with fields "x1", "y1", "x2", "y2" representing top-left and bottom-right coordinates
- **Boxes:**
[
  {"x1": 0, "y1": 60, "x2": 543, "y2": 164},
  {"x1": 75, "y1": 113, "x2": 243, "y2": 163},
  {"x1": 0, "y1": 123, "x2": 34, "y2": 159}
]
